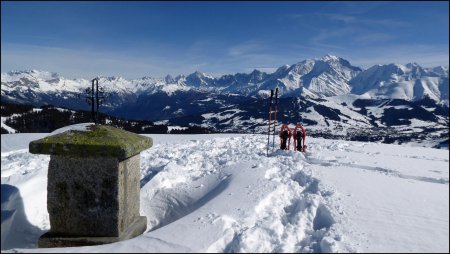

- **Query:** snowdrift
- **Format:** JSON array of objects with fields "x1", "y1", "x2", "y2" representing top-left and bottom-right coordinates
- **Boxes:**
[{"x1": 1, "y1": 134, "x2": 448, "y2": 252}]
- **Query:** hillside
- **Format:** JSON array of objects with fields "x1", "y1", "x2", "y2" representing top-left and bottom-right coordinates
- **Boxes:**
[
  {"x1": 1, "y1": 131, "x2": 448, "y2": 252},
  {"x1": 0, "y1": 102, "x2": 212, "y2": 135}
]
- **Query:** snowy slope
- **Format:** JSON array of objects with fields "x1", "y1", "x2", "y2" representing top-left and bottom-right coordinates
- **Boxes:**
[
  {"x1": 219, "y1": 54, "x2": 362, "y2": 98},
  {"x1": 1, "y1": 131, "x2": 448, "y2": 252},
  {"x1": 350, "y1": 63, "x2": 449, "y2": 106},
  {"x1": 287, "y1": 54, "x2": 362, "y2": 97},
  {"x1": 167, "y1": 94, "x2": 448, "y2": 148},
  {"x1": 3, "y1": 56, "x2": 448, "y2": 104},
  {"x1": 1, "y1": 117, "x2": 17, "y2": 134}
]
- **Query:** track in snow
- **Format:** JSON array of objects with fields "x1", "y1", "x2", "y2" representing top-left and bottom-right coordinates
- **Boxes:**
[{"x1": 138, "y1": 135, "x2": 346, "y2": 252}]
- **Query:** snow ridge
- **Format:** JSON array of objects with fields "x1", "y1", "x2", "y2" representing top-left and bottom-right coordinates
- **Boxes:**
[
  {"x1": 2, "y1": 56, "x2": 448, "y2": 105},
  {"x1": 350, "y1": 63, "x2": 449, "y2": 105}
]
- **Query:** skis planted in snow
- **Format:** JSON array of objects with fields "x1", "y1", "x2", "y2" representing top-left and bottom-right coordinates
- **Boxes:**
[
  {"x1": 272, "y1": 88, "x2": 279, "y2": 151},
  {"x1": 267, "y1": 89, "x2": 274, "y2": 156}
]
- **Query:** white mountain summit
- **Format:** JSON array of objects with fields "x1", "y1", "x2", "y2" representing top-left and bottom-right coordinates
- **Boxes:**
[
  {"x1": 350, "y1": 62, "x2": 449, "y2": 105},
  {"x1": 1, "y1": 55, "x2": 448, "y2": 106}
]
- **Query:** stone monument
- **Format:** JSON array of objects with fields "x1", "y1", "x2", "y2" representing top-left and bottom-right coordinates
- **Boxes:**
[{"x1": 29, "y1": 124, "x2": 152, "y2": 247}]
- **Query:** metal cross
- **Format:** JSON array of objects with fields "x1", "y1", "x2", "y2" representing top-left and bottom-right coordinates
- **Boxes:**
[{"x1": 81, "y1": 78, "x2": 107, "y2": 124}]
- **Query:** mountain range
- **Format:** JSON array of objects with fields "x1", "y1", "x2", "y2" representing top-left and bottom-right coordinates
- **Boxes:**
[
  {"x1": 1, "y1": 54, "x2": 448, "y2": 147},
  {"x1": 2, "y1": 54, "x2": 448, "y2": 104}
]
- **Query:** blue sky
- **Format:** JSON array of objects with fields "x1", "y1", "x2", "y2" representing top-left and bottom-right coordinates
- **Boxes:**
[{"x1": 2, "y1": 1, "x2": 449, "y2": 79}]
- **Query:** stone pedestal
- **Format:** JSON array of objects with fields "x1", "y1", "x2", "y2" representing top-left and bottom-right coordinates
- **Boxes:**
[{"x1": 29, "y1": 124, "x2": 152, "y2": 247}]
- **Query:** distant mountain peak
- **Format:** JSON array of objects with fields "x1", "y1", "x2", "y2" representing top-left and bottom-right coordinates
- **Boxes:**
[
  {"x1": 98, "y1": 76, "x2": 126, "y2": 82},
  {"x1": 405, "y1": 63, "x2": 425, "y2": 72},
  {"x1": 431, "y1": 66, "x2": 449, "y2": 77},
  {"x1": 8, "y1": 69, "x2": 45, "y2": 75},
  {"x1": 275, "y1": 64, "x2": 291, "y2": 73},
  {"x1": 189, "y1": 71, "x2": 214, "y2": 80},
  {"x1": 321, "y1": 54, "x2": 340, "y2": 61},
  {"x1": 2, "y1": 54, "x2": 448, "y2": 106},
  {"x1": 165, "y1": 74, "x2": 175, "y2": 83},
  {"x1": 406, "y1": 62, "x2": 420, "y2": 68}
]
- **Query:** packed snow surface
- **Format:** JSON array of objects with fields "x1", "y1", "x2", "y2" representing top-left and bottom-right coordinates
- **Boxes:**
[{"x1": 1, "y1": 133, "x2": 448, "y2": 252}]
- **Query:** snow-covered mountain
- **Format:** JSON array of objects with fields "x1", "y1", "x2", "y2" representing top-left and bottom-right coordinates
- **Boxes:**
[
  {"x1": 2, "y1": 55, "x2": 447, "y2": 105},
  {"x1": 1, "y1": 55, "x2": 448, "y2": 147},
  {"x1": 261, "y1": 54, "x2": 362, "y2": 97},
  {"x1": 350, "y1": 63, "x2": 449, "y2": 105}
]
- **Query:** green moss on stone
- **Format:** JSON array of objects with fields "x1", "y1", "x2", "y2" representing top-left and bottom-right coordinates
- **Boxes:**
[{"x1": 29, "y1": 125, "x2": 152, "y2": 160}]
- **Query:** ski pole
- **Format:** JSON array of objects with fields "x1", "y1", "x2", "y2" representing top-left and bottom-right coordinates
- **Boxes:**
[
  {"x1": 272, "y1": 88, "x2": 278, "y2": 151},
  {"x1": 267, "y1": 89, "x2": 274, "y2": 156}
]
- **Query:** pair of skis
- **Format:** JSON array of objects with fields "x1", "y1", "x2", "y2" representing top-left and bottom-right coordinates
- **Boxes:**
[{"x1": 267, "y1": 88, "x2": 279, "y2": 156}]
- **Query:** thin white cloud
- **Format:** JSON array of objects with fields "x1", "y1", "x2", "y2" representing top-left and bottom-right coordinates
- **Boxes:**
[
  {"x1": 288, "y1": 12, "x2": 405, "y2": 47},
  {"x1": 186, "y1": 39, "x2": 224, "y2": 60},
  {"x1": 319, "y1": 13, "x2": 357, "y2": 23},
  {"x1": 1, "y1": 43, "x2": 200, "y2": 79},
  {"x1": 320, "y1": 13, "x2": 408, "y2": 28},
  {"x1": 311, "y1": 27, "x2": 357, "y2": 45},
  {"x1": 354, "y1": 33, "x2": 394, "y2": 45},
  {"x1": 330, "y1": 2, "x2": 388, "y2": 15},
  {"x1": 2, "y1": 40, "x2": 448, "y2": 80},
  {"x1": 340, "y1": 44, "x2": 449, "y2": 69},
  {"x1": 228, "y1": 40, "x2": 267, "y2": 57}
]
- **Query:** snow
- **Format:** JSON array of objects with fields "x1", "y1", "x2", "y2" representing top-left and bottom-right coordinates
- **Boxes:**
[
  {"x1": 1, "y1": 117, "x2": 17, "y2": 134},
  {"x1": 160, "y1": 83, "x2": 190, "y2": 95},
  {"x1": 2, "y1": 58, "x2": 448, "y2": 112},
  {"x1": 350, "y1": 63, "x2": 446, "y2": 103},
  {"x1": 49, "y1": 122, "x2": 95, "y2": 135},
  {"x1": 167, "y1": 126, "x2": 188, "y2": 132},
  {"x1": 202, "y1": 109, "x2": 245, "y2": 122},
  {"x1": 197, "y1": 98, "x2": 213, "y2": 102},
  {"x1": 50, "y1": 108, "x2": 74, "y2": 113},
  {"x1": 1, "y1": 134, "x2": 49, "y2": 153},
  {"x1": 173, "y1": 109, "x2": 184, "y2": 115},
  {"x1": 1, "y1": 133, "x2": 448, "y2": 252},
  {"x1": 153, "y1": 120, "x2": 169, "y2": 125}
]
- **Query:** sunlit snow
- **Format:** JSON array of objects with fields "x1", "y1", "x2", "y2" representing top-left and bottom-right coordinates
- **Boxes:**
[{"x1": 1, "y1": 132, "x2": 448, "y2": 252}]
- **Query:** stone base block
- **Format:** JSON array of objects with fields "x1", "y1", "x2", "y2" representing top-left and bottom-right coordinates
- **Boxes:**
[{"x1": 38, "y1": 216, "x2": 147, "y2": 248}]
